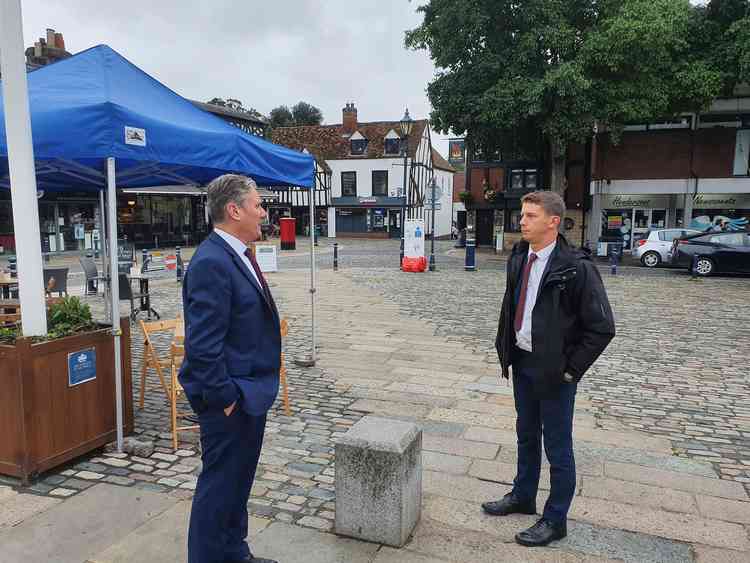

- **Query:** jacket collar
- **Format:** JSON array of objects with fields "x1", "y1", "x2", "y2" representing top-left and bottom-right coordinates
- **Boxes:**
[
  {"x1": 207, "y1": 232, "x2": 276, "y2": 314},
  {"x1": 512, "y1": 234, "x2": 582, "y2": 275}
]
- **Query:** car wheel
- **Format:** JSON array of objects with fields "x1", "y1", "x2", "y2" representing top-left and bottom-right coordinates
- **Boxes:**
[
  {"x1": 694, "y1": 257, "x2": 714, "y2": 276},
  {"x1": 641, "y1": 251, "x2": 661, "y2": 268}
]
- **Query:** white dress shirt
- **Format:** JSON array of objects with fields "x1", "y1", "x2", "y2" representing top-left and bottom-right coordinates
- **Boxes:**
[
  {"x1": 515, "y1": 240, "x2": 556, "y2": 352},
  {"x1": 214, "y1": 228, "x2": 262, "y2": 288}
]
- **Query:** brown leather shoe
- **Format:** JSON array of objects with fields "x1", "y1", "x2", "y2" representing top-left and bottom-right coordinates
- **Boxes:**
[{"x1": 481, "y1": 492, "x2": 536, "y2": 516}]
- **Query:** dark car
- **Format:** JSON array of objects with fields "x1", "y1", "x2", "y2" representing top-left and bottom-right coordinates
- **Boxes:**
[{"x1": 670, "y1": 230, "x2": 750, "y2": 276}]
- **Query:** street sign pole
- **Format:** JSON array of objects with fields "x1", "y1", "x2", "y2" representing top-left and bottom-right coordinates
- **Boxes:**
[{"x1": 429, "y1": 177, "x2": 437, "y2": 271}]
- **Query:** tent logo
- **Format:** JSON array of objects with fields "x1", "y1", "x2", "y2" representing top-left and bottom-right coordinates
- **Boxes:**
[{"x1": 125, "y1": 126, "x2": 147, "y2": 147}]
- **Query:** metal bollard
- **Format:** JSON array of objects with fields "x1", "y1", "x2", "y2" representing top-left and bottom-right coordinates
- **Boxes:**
[
  {"x1": 609, "y1": 251, "x2": 618, "y2": 276},
  {"x1": 141, "y1": 249, "x2": 149, "y2": 274},
  {"x1": 333, "y1": 242, "x2": 338, "y2": 271},
  {"x1": 464, "y1": 234, "x2": 476, "y2": 271},
  {"x1": 176, "y1": 246, "x2": 184, "y2": 283},
  {"x1": 8, "y1": 256, "x2": 17, "y2": 278}
]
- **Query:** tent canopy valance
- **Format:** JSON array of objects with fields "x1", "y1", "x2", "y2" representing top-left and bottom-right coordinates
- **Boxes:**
[{"x1": 0, "y1": 44, "x2": 314, "y2": 191}]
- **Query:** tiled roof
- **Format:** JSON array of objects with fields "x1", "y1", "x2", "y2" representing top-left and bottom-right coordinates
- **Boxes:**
[
  {"x1": 431, "y1": 148, "x2": 456, "y2": 172},
  {"x1": 271, "y1": 119, "x2": 429, "y2": 162}
]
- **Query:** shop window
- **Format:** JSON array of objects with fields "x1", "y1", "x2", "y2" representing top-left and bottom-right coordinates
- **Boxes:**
[
  {"x1": 508, "y1": 210, "x2": 522, "y2": 232},
  {"x1": 372, "y1": 171, "x2": 388, "y2": 196},
  {"x1": 341, "y1": 172, "x2": 357, "y2": 196},
  {"x1": 0, "y1": 201, "x2": 12, "y2": 233},
  {"x1": 734, "y1": 130, "x2": 749, "y2": 175}
]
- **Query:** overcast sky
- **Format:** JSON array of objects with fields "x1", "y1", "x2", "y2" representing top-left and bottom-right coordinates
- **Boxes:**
[{"x1": 21, "y1": 0, "x2": 452, "y2": 155}]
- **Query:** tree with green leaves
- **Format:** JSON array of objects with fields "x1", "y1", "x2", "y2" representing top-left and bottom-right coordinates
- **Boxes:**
[
  {"x1": 406, "y1": 0, "x2": 747, "y2": 197},
  {"x1": 269, "y1": 101, "x2": 324, "y2": 128},
  {"x1": 291, "y1": 101, "x2": 324, "y2": 126},
  {"x1": 269, "y1": 105, "x2": 294, "y2": 129}
]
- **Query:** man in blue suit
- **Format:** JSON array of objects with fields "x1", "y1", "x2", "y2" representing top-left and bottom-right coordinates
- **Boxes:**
[{"x1": 180, "y1": 174, "x2": 279, "y2": 563}]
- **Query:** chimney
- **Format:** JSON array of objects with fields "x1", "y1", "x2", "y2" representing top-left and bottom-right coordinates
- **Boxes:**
[
  {"x1": 34, "y1": 41, "x2": 43, "y2": 58},
  {"x1": 342, "y1": 102, "x2": 357, "y2": 135},
  {"x1": 46, "y1": 28, "x2": 55, "y2": 46},
  {"x1": 54, "y1": 32, "x2": 65, "y2": 50}
]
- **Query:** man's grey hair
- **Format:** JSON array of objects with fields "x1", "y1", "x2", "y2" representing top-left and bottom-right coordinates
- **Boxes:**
[
  {"x1": 206, "y1": 174, "x2": 257, "y2": 224},
  {"x1": 521, "y1": 190, "x2": 565, "y2": 220}
]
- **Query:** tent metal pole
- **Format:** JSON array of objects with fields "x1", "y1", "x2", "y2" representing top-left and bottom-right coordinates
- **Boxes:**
[
  {"x1": 99, "y1": 189, "x2": 110, "y2": 322},
  {"x1": 106, "y1": 157, "x2": 124, "y2": 452},
  {"x1": 309, "y1": 184, "x2": 316, "y2": 364},
  {"x1": 0, "y1": 0, "x2": 47, "y2": 335}
]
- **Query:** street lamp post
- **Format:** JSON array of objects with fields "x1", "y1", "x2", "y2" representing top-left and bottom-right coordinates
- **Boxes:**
[
  {"x1": 398, "y1": 108, "x2": 413, "y2": 268},
  {"x1": 429, "y1": 177, "x2": 437, "y2": 271}
]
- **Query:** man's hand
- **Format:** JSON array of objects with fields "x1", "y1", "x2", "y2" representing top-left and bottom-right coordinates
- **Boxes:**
[{"x1": 224, "y1": 401, "x2": 236, "y2": 417}]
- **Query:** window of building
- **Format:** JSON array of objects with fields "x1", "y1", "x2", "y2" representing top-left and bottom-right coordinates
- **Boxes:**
[
  {"x1": 384, "y1": 129, "x2": 402, "y2": 155},
  {"x1": 734, "y1": 129, "x2": 749, "y2": 175},
  {"x1": 509, "y1": 168, "x2": 538, "y2": 190},
  {"x1": 341, "y1": 172, "x2": 357, "y2": 196},
  {"x1": 384, "y1": 138, "x2": 401, "y2": 155},
  {"x1": 349, "y1": 131, "x2": 368, "y2": 156},
  {"x1": 372, "y1": 171, "x2": 388, "y2": 196}
]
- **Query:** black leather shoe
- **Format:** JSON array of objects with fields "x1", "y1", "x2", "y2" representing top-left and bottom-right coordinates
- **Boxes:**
[
  {"x1": 481, "y1": 493, "x2": 536, "y2": 516},
  {"x1": 515, "y1": 518, "x2": 567, "y2": 547}
]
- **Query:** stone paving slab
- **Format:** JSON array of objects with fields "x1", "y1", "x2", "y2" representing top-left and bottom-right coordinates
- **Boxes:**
[
  {"x1": 569, "y1": 496, "x2": 749, "y2": 550},
  {"x1": 0, "y1": 490, "x2": 61, "y2": 529},
  {"x1": 605, "y1": 462, "x2": 749, "y2": 500},
  {"x1": 1, "y1": 483, "x2": 176, "y2": 563},
  {"x1": 579, "y1": 476, "x2": 699, "y2": 514},
  {"x1": 695, "y1": 493, "x2": 750, "y2": 524}
]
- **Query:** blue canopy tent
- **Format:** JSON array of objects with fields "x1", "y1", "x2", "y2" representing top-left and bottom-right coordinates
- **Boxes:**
[{"x1": 0, "y1": 45, "x2": 316, "y2": 449}]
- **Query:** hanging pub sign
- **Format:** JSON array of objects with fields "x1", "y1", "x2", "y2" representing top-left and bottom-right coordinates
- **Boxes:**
[
  {"x1": 448, "y1": 138, "x2": 465, "y2": 166},
  {"x1": 68, "y1": 348, "x2": 97, "y2": 387}
]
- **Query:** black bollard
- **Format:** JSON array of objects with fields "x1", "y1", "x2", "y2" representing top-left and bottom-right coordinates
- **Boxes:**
[
  {"x1": 333, "y1": 242, "x2": 338, "y2": 271},
  {"x1": 8, "y1": 256, "x2": 17, "y2": 278},
  {"x1": 610, "y1": 251, "x2": 617, "y2": 276},
  {"x1": 464, "y1": 232, "x2": 476, "y2": 271},
  {"x1": 176, "y1": 246, "x2": 184, "y2": 283}
]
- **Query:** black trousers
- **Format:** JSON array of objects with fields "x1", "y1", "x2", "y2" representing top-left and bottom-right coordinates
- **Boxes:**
[{"x1": 512, "y1": 350, "x2": 577, "y2": 523}]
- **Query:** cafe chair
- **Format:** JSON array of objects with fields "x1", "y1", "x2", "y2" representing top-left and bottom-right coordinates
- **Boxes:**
[
  {"x1": 79, "y1": 256, "x2": 106, "y2": 296},
  {"x1": 169, "y1": 340, "x2": 198, "y2": 450},
  {"x1": 118, "y1": 273, "x2": 149, "y2": 322},
  {"x1": 138, "y1": 317, "x2": 182, "y2": 409},
  {"x1": 43, "y1": 267, "x2": 69, "y2": 297},
  {"x1": 280, "y1": 318, "x2": 291, "y2": 416}
]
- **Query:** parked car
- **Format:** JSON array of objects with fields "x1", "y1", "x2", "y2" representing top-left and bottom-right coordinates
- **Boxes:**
[
  {"x1": 670, "y1": 230, "x2": 750, "y2": 276},
  {"x1": 634, "y1": 228, "x2": 702, "y2": 267}
]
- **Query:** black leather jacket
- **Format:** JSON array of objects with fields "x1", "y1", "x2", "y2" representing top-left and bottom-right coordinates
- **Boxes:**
[{"x1": 495, "y1": 235, "x2": 616, "y2": 397}]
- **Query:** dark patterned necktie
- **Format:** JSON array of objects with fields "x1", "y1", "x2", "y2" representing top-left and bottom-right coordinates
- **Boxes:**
[
  {"x1": 244, "y1": 248, "x2": 273, "y2": 305},
  {"x1": 514, "y1": 253, "x2": 537, "y2": 332}
]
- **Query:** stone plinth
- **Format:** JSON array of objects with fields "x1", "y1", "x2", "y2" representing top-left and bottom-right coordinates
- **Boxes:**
[{"x1": 335, "y1": 416, "x2": 422, "y2": 547}]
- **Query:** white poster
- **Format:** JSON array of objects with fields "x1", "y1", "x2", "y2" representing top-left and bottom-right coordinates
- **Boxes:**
[
  {"x1": 255, "y1": 245, "x2": 278, "y2": 273},
  {"x1": 404, "y1": 219, "x2": 425, "y2": 258}
]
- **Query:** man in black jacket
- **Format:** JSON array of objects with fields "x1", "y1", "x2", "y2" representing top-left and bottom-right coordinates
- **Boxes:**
[{"x1": 482, "y1": 191, "x2": 615, "y2": 547}]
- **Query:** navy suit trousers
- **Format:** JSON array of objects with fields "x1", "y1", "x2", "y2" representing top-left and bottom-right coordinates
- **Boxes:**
[
  {"x1": 188, "y1": 408, "x2": 266, "y2": 563},
  {"x1": 511, "y1": 356, "x2": 577, "y2": 523}
]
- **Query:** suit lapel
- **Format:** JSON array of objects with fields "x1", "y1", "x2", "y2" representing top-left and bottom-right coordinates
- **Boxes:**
[{"x1": 209, "y1": 232, "x2": 277, "y2": 319}]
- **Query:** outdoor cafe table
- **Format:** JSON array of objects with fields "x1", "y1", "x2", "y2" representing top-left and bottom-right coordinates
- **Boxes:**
[{"x1": 127, "y1": 271, "x2": 160, "y2": 320}]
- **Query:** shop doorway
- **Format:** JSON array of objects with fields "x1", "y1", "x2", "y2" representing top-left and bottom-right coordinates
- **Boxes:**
[{"x1": 476, "y1": 209, "x2": 495, "y2": 246}]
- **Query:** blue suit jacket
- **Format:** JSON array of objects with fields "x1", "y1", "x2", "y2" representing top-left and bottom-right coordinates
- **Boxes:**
[{"x1": 179, "y1": 232, "x2": 281, "y2": 416}]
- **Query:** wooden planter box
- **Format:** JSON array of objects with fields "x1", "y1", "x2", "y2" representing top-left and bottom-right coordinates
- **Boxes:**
[{"x1": 0, "y1": 317, "x2": 133, "y2": 484}]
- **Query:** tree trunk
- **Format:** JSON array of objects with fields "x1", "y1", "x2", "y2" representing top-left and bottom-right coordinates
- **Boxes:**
[{"x1": 548, "y1": 137, "x2": 567, "y2": 198}]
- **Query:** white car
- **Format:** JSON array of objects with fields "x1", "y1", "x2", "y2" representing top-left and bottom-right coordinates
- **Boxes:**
[{"x1": 634, "y1": 228, "x2": 703, "y2": 267}]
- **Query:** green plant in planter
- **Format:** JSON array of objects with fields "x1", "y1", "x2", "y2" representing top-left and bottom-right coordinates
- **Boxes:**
[
  {"x1": 0, "y1": 297, "x2": 98, "y2": 344},
  {"x1": 458, "y1": 190, "x2": 473, "y2": 205},
  {"x1": 46, "y1": 297, "x2": 96, "y2": 340}
]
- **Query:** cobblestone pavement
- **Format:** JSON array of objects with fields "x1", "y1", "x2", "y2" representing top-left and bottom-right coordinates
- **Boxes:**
[{"x1": 346, "y1": 264, "x2": 750, "y2": 492}]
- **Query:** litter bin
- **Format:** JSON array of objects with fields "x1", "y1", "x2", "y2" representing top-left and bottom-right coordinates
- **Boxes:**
[{"x1": 280, "y1": 217, "x2": 296, "y2": 250}]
